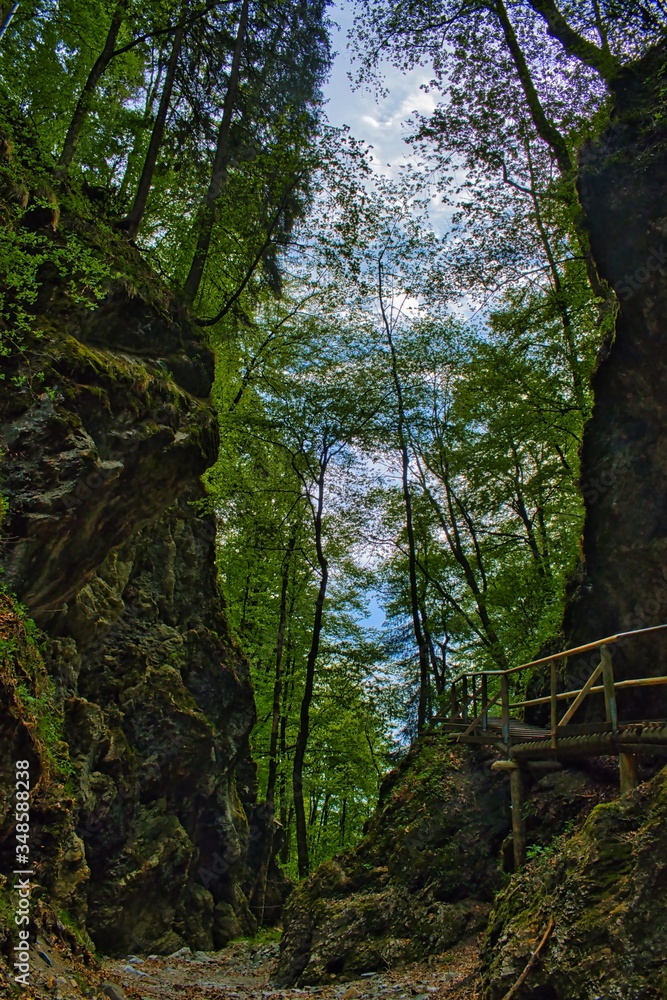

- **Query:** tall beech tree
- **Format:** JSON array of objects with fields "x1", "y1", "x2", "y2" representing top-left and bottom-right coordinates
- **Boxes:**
[
  {"x1": 379, "y1": 254, "x2": 431, "y2": 732},
  {"x1": 182, "y1": 0, "x2": 250, "y2": 302},
  {"x1": 121, "y1": 12, "x2": 186, "y2": 238}
]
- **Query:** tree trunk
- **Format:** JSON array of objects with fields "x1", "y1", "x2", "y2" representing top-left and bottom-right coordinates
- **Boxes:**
[
  {"x1": 56, "y1": 0, "x2": 127, "y2": 176},
  {"x1": 248, "y1": 532, "x2": 295, "y2": 920},
  {"x1": 379, "y1": 260, "x2": 431, "y2": 731},
  {"x1": 122, "y1": 19, "x2": 185, "y2": 239},
  {"x1": 118, "y1": 52, "x2": 166, "y2": 203},
  {"x1": 279, "y1": 650, "x2": 295, "y2": 866},
  {"x1": 292, "y1": 472, "x2": 329, "y2": 878},
  {"x1": 0, "y1": 3, "x2": 18, "y2": 44},
  {"x1": 182, "y1": 0, "x2": 250, "y2": 303}
]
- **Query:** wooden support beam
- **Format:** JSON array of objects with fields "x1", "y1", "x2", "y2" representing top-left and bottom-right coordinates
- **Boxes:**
[
  {"x1": 462, "y1": 675, "x2": 469, "y2": 723},
  {"x1": 601, "y1": 646, "x2": 618, "y2": 733},
  {"x1": 619, "y1": 752, "x2": 638, "y2": 794},
  {"x1": 559, "y1": 659, "x2": 603, "y2": 727},
  {"x1": 501, "y1": 673, "x2": 510, "y2": 747},
  {"x1": 550, "y1": 659, "x2": 558, "y2": 749}
]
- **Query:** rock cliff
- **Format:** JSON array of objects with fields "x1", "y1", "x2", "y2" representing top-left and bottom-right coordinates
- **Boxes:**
[
  {"x1": 0, "y1": 126, "x2": 266, "y2": 962},
  {"x1": 481, "y1": 762, "x2": 667, "y2": 1000},
  {"x1": 274, "y1": 737, "x2": 509, "y2": 987},
  {"x1": 273, "y1": 735, "x2": 625, "y2": 988},
  {"x1": 563, "y1": 42, "x2": 667, "y2": 715},
  {"x1": 271, "y1": 36, "x2": 667, "y2": 998}
]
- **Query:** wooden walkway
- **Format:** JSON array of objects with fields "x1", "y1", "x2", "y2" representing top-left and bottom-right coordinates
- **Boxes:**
[{"x1": 435, "y1": 624, "x2": 667, "y2": 866}]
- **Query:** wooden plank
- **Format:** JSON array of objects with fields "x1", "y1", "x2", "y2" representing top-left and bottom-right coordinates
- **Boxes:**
[
  {"x1": 503, "y1": 622, "x2": 667, "y2": 675},
  {"x1": 449, "y1": 624, "x2": 667, "y2": 689},
  {"x1": 611, "y1": 676, "x2": 667, "y2": 689},
  {"x1": 513, "y1": 691, "x2": 570, "y2": 709},
  {"x1": 512, "y1": 677, "x2": 667, "y2": 708},
  {"x1": 559, "y1": 659, "x2": 603, "y2": 727}
]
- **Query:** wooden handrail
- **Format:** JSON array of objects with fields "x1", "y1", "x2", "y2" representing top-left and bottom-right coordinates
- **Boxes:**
[
  {"x1": 442, "y1": 624, "x2": 667, "y2": 753},
  {"x1": 449, "y1": 622, "x2": 667, "y2": 685}
]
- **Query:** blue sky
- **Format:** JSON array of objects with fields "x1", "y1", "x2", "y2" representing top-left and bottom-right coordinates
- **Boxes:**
[
  {"x1": 321, "y1": 3, "x2": 434, "y2": 633},
  {"x1": 322, "y1": 2, "x2": 437, "y2": 180},
  {"x1": 321, "y1": 2, "x2": 454, "y2": 240}
]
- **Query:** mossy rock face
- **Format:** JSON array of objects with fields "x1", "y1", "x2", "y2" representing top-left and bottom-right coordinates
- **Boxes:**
[
  {"x1": 85, "y1": 803, "x2": 196, "y2": 954},
  {"x1": 0, "y1": 120, "x2": 266, "y2": 964},
  {"x1": 481, "y1": 764, "x2": 667, "y2": 1000},
  {"x1": 274, "y1": 738, "x2": 510, "y2": 986},
  {"x1": 56, "y1": 493, "x2": 259, "y2": 956},
  {"x1": 0, "y1": 324, "x2": 218, "y2": 623}
]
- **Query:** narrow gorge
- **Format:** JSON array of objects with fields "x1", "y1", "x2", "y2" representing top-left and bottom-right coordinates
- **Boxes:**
[{"x1": 1, "y1": 3, "x2": 667, "y2": 1000}]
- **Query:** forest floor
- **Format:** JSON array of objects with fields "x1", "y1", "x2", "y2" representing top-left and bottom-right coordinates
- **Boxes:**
[
  {"x1": 99, "y1": 937, "x2": 482, "y2": 1000},
  {"x1": 1, "y1": 929, "x2": 482, "y2": 999}
]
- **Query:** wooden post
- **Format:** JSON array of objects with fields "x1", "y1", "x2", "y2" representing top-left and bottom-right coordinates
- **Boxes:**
[
  {"x1": 501, "y1": 673, "x2": 510, "y2": 747},
  {"x1": 481, "y1": 674, "x2": 488, "y2": 732},
  {"x1": 450, "y1": 681, "x2": 457, "y2": 719},
  {"x1": 550, "y1": 659, "x2": 558, "y2": 749},
  {"x1": 462, "y1": 674, "x2": 469, "y2": 722},
  {"x1": 472, "y1": 676, "x2": 478, "y2": 720},
  {"x1": 619, "y1": 753, "x2": 638, "y2": 794},
  {"x1": 509, "y1": 765, "x2": 526, "y2": 867},
  {"x1": 601, "y1": 645, "x2": 618, "y2": 732}
]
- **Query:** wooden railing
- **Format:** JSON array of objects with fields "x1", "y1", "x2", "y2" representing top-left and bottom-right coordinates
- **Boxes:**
[{"x1": 445, "y1": 623, "x2": 667, "y2": 750}]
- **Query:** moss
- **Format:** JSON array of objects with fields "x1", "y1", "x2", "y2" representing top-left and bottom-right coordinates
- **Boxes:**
[
  {"x1": 53, "y1": 905, "x2": 96, "y2": 956},
  {"x1": 0, "y1": 589, "x2": 73, "y2": 786},
  {"x1": 14, "y1": 678, "x2": 73, "y2": 779},
  {"x1": 482, "y1": 764, "x2": 667, "y2": 999},
  {"x1": 247, "y1": 926, "x2": 282, "y2": 945}
]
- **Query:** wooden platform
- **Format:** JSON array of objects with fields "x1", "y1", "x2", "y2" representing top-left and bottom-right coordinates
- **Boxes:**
[
  {"x1": 439, "y1": 716, "x2": 667, "y2": 759},
  {"x1": 440, "y1": 716, "x2": 549, "y2": 742},
  {"x1": 437, "y1": 628, "x2": 667, "y2": 867}
]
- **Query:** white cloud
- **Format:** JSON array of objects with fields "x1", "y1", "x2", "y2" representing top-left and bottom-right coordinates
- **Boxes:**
[{"x1": 323, "y1": 2, "x2": 450, "y2": 232}]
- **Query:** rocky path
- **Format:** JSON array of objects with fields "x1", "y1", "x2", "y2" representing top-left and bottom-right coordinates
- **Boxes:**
[
  {"x1": 99, "y1": 937, "x2": 482, "y2": 1000},
  {"x1": 0, "y1": 933, "x2": 482, "y2": 999}
]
